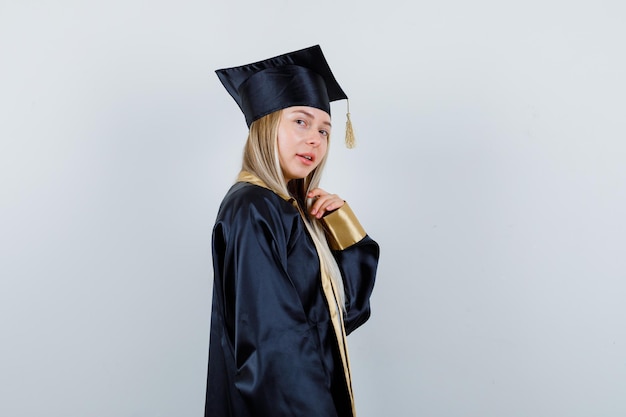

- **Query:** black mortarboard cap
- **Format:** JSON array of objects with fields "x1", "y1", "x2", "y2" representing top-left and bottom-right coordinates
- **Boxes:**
[{"x1": 216, "y1": 45, "x2": 348, "y2": 127}]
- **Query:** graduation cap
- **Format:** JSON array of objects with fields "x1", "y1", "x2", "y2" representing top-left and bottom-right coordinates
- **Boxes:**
[{"x1": 216, "y1": 45, "x2": 356, "y2": 148}]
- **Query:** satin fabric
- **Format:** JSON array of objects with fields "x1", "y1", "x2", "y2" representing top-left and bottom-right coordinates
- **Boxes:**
[
  {"x1": 205, "y1": 182, "x2": 379, "y2": 417},
  {"x1": 239, "y1": 65, "x2": 330, "y2": 127},
  {"x1": 215, "y1": 45, "x2": 348, "y2": 127},
  {"x1": 236, "y1": 169, "x2": 357, "y2": 410}
]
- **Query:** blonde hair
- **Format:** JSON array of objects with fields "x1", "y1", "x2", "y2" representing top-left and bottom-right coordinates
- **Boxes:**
[{"x1": 242, "y1": 110, "x2": 346, "y2": 310}]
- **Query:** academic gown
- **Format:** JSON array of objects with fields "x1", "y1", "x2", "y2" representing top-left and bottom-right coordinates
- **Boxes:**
[{"x1": 205, "y1": 181, "x2": 379, "y2": 417}]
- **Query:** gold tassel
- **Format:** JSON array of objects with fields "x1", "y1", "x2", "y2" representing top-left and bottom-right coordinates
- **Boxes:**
[{"x1": 345, "y1": 100, "x2": 356, "y2": 149}]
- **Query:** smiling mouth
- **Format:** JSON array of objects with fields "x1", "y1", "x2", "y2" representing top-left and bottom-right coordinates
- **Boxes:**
[{"x1": 297, "y1": 154, "x2": 314, "y2": 162}]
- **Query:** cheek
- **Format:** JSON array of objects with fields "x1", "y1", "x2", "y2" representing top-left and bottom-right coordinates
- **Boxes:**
[
  {"x1": 276, "y1": 131, "x2": 288, "y2": 155},
  {"x1": 277, "y1": 127, "x2": 294, "y2": 150},
  {"x1": 277, "y1": 137, "x2": 295, "y2": 168}
]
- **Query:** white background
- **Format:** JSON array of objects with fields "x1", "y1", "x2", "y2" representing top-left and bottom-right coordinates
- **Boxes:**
[{"x1": 1, "y1": 1, "x2": 625, "y2": 416}]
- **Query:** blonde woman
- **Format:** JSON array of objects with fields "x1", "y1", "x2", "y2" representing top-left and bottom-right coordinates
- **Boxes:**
[{"x1": 206, "y1": 45, "x2": 379, "y2": 417}]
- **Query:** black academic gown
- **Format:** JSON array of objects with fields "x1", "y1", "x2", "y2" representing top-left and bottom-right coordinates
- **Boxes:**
[{"x1": 205, "y1": 181, "x2": 379, "y2": 417}]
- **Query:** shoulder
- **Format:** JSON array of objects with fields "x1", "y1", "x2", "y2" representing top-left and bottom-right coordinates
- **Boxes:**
[
  {"x1": 221, "y1": 182, "x2": 291, "y2": 211},
  {"x1": 216, "y1": 182, "x2": 298, "y2": 228},
  {"x1": 214, "y1": 182, "x2": 303, "y2": 250},
  {"x1": 225, "y1": 181, "x2": 281, "y2": 201}
]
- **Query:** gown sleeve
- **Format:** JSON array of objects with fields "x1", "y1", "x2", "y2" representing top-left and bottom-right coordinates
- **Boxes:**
[
  {"x1": 320, "y1": 203, "x2": 380, "y2": 335},
  {"x1": 213, "y1": 192, "x2": 339, "y2": 417}
]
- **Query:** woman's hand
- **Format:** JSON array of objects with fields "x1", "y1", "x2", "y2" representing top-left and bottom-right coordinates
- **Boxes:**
[{"x1": 307, "y1": 188, "x2": 345, "y2": 219}]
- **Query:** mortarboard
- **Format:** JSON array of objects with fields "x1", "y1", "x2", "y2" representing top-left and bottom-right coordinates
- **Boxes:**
[{"x1": 216, "y1": 45, "x2": 355, "y2": 148}]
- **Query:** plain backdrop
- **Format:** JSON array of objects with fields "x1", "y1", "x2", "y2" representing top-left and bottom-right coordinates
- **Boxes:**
[{"x1": 1, "y1": 1, "x2": 625, "y2": 416}]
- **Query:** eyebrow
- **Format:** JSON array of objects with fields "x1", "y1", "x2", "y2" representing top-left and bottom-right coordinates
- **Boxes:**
[{"x1": 292, "y1": 110, "x2": 332, "y2": 128}]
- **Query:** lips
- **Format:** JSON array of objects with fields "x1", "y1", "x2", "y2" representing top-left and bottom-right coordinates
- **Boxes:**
[{"x1": 297, "y1": 153, "x2": 315, "y2": 165}]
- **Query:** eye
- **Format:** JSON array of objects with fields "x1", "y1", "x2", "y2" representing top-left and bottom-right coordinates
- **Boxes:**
[
  {"x1": 319, "y1": 130, "x2": 329, "y2": 137},
  {"x1": 296, "y1": 119, "x2": 306, "y2": 126}
]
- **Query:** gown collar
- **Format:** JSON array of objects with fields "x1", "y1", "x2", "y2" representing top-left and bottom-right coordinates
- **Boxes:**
[{"x1": 237, "y1": 171, "x2": 294, "y2": 204}]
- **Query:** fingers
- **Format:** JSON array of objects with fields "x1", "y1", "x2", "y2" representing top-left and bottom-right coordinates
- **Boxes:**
[{"x1": 308, "y1": 188, "x2": 345, "y2": 219}]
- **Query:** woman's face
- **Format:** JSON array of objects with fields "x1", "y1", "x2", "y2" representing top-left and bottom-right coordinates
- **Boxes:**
[{"x1": 277, "y1": 106, "x2": 331, "y2": 182}]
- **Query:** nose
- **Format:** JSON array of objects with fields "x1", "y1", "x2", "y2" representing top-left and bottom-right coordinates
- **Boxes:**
[{"x1": 306, "y1": 131, "x2": 321, "y2": 147}]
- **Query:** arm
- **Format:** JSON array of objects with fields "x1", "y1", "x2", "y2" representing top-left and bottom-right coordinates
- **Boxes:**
[
  {"x1": 320, "y1": 203, "x2": 380, "y2": 335},
  {"x1": 216, "y1": 196, "x2": 339, "y2": 417}
]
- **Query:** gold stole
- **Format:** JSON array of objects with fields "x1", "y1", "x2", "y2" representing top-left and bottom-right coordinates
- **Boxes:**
[{"x1": 236, "y1": 171, "x2": 356, "y2": 416}]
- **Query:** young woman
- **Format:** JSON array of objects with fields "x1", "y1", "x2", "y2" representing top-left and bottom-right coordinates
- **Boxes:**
[{"x1": 205, "y1": 45, "x2": 380, "y2": 417}]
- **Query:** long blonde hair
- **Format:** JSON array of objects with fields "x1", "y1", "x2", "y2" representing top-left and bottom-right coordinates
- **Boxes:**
[{"x1": 241, "y1": 110, "x2": 346, "y2": 310}]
